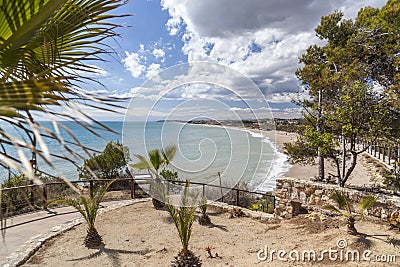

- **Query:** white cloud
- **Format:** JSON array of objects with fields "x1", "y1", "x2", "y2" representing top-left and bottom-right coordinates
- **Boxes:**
[
  {"x1": 161, "y1": 0, "x2": 387, "y2": 99},
  {"x1": 165, "y1": 16, "x2": 182, "y2": 35},
  {"x1": 145, "y1": 63, "x2": 161, "y2": 79},
  {"x1": 152, "y1": 48, "x2": 166, "y2": 60},
  {"x1": 123, "y1": 43, "x2": 169, "y2": 78},
  {"x1": 122, "y1": 51, "x2": 146, "y2": 78},
  {"x1": 267, "y1": 92, "x2": 309, "y2": 104}
]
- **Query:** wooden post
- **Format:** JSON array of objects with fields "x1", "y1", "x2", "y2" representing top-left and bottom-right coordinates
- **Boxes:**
[
  {"x1": 89, "y1": 180, "x2": 94, "y2": 198},
  {"x1": 43, "y1": 184, "x2": 48, "y2": 208},
  {"x1": 236, "y1": 189, "x2": 240, "y2": 206},
  {"x1": 218, "y1": 172, "x2": 223, "y2": 200},
  {"x1": 388, "y1": 147, "x2": 391, "y2": 165},
  {"x1": 263, "y1": 196, "x2": 266, "y2": 212},
  {"x1": 29, "y1": 182, "x2": 35, "y2": 207},
  {"x1": 130, "y1": 177, "x2": 135, "y2": 199}
]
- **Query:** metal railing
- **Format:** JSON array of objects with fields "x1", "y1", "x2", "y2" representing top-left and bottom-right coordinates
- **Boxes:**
[{"x1": 0, "y1": 176, "x2": 275, "y2": 218}]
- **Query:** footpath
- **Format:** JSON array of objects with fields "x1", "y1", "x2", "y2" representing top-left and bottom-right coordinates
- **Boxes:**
[{"x1": 0, "y1": 198, "x2": 149, "y2": 266}]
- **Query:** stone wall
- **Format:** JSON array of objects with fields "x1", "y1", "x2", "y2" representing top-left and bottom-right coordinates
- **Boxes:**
[{"x1": 274, "y1": 177, "x2": 400, "y2": 220}]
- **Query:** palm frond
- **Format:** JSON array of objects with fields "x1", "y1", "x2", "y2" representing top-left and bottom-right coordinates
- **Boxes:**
[
  {"x1": 130, "y1": 154, "x2": 151, "y2": 170},
  {"x1": 148, "y1": 149, "x2": 162, "y2": 171},
  {"x1": 323, "y1": 204, "x2": 341, "y2": 214},
  {"x1": 329, "y1": 190, "x2": 351, "y2": 212},
  {"x1": 359, "y1": 195, "x2": 377, "y2": 219},
  {"x1": 48, "y1": 180, "x2": 114, "y2": 228},
  {"x1": 166, "y1": 181, "x2": 198, "y2": 252},
  {"x1": 162, "y1": 145, "x2": 177, "y2": 165},
  {"x1": 0, "y1": 0, "x2": 129, "y2": 180}
]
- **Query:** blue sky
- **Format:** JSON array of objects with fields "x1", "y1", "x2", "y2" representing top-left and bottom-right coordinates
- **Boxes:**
[{"x1": 82, "y1": 0, "x2": 387, "y2": 121}]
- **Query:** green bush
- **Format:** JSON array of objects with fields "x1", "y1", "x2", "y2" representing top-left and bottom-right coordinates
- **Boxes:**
[
  {"x1": 248, "y1": 197, "x2": 274, "y2": 213},
  {"x1": 1, "y1": 174, "x2": 33, "y2": 214},
  {"x1": 160, "y1": 169, "x2": 181, "y2": 193},
  {"x1": 78, "y1": 141, "x2": 131, "y2": 180}
]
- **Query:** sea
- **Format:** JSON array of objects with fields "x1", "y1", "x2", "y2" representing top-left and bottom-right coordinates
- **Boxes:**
[{"x1": 0, "y1": 121, "x2": 290, "y2": 192}]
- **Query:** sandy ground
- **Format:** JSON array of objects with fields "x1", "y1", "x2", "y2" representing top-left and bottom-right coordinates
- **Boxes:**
[
  {"x1": 262, "y1": 130, "x2": 372, "y2": 185},
  {"x1": 24, "y1": 201, "x2": 400, "y2": 267},
  {"x1": 21, "y1": 130, "x2": 397, "y2": 266}
]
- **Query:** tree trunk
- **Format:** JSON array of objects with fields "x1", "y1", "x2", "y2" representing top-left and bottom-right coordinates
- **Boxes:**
[
  {"x1": 333, "y1": 158, "x2": 341, "y2": 184},
  {"x1": 339, "y1": 129, "x2": 346, "y2": 187},
  {"x1": 317, "y1": 88, "x2": 325, "y2": 181},
  {"x1": 346, "y1": 215, "x2": 357, "y2": 235},
  {"x1": 85, "y1": 227, "x2": 103, "y2": 248},
  {"x1": 341, "y1": 152, "x2": 358, "y2": 187},
  {"x1": 318, "y1": 152, "x2": 325, "y2": 181}
]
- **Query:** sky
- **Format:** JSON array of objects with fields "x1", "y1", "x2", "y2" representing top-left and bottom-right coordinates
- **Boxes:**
[{"x1": 83, "y1": 0, "x2": 388, "y2": 121}]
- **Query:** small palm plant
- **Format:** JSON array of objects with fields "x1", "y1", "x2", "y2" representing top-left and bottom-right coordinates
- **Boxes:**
[
  {"x1": 130, "y1": 145, "x2": 177, "y2": 208},
  {"x1": 166, "y1": 181, "x2": 201, "y2": 267},
  {"x1": 198, "y1": 197, "x2": 211, "y2": 225},
  {"x1": 48, "y1": 180, "x2": 114, "y2": 248},
  {"x1": 324, "y1": 190, "x2": 376, "y2": 235}
]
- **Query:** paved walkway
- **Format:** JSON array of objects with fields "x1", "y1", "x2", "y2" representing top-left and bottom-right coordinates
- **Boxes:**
[
  {"x1": 0, "y1": 199, "x2": 146, "y2": 265},
  {"x1": 0, "y1": 205, "x2": 80, "y2": 259}
]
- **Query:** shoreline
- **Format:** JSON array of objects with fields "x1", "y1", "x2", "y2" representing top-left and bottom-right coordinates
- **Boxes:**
[
  {"x1": 219, "y1": 126, "x2": 291, "y2": 192},
  {"x1": 262, "y1": 130, "x2": 372, "y2": 185}
]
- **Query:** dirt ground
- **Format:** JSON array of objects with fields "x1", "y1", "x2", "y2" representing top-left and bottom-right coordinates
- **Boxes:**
[{"x1": 24, "y1": 201, "x2": 400, "y2": 267}]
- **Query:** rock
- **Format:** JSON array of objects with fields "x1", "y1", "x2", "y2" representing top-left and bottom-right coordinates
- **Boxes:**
[
  {"x1": 52, "y1": 225, "x2": 62, "y2": 232},
  {"x1": 321, "y1": 195, "x2": 330, "y2": 202},
  {"x1": 280, "y1": 211, "x2": 288, "y2": 218},
  {"x1": 309, "y1": 195, "x2": 319, "y2": 205},
  {"x1": 314, "y1": 190, "x2": 323, "y2": 197},
  {"x1": 305, "y1": 188, "x2": 314, "y2": 196},
  {"x1": 287, "y1": 206, "x2": 293, "y2": 214},
  {"x1": 299, "y1": 192, "x2": 307, "y2": 202}
]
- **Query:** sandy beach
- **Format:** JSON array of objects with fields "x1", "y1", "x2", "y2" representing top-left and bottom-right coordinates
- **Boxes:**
[{"x1": 262, "y1": 130, "x2": 372, "y2": 186}]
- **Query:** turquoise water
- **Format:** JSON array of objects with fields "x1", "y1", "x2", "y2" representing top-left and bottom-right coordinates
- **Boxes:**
[{"x1": 0, "y1": 121, "x2": 289, "y2": 192}]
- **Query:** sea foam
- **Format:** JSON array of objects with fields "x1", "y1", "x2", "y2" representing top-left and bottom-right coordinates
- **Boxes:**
[{"x1": 241, "y1": 129, "x2": 291, "y2": 192}]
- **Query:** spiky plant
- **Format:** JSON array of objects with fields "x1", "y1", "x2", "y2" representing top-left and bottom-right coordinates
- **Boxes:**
[
  {"x1": 166, "y1": 181, "x2": 201, "y2": 267},
  {"x1": 49, "y1": 180, "x2": 114, "y2": 248},
  {"x1": 198, "y1": 197, "x2": 211, "y2": 225},
  {"x1": 130, "y1": 146, "x2": 177, "y2": 208},
  {"x1": 324, "y1": 190, "x2": 376, "y2": 235},
  {"x1": 359, "y1": 195, "x2": 377, "y2": 220}
]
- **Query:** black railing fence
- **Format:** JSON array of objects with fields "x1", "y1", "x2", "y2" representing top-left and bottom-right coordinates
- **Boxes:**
[
  {"x1": 0, "y1": 176, "x2": 275, "y2": 220},
  {"x1": 333, "y1": 137, "x2": 399, "y2": 169}
]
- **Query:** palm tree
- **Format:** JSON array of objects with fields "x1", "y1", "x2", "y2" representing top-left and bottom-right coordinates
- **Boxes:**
[
  {"x1": 0, "y1": 0, "x2": 127, "y2": 182},
  {"x1": 198, "y1": 196, "x2": 211, "y2": 225},
  {"x1": 130, "y1": 145, "x2": 177, "y2": 208},
  {"x1": 166, "y1": 181, "x2": 201, "y2": 267},
  {"x1": 131, "y1": 146, "x2": 177, "y2": 178},
  {"x1": 324, "y1": 190, "x2": 377, "y2": 235},
  {"x1": 49, "y1": 180, "x2": 114, "y2": 248}
]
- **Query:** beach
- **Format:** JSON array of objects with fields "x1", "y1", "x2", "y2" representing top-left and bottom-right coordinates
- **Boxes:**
[{"x1": 262, "y1": 130, "x2": 372, "y2": 186}]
